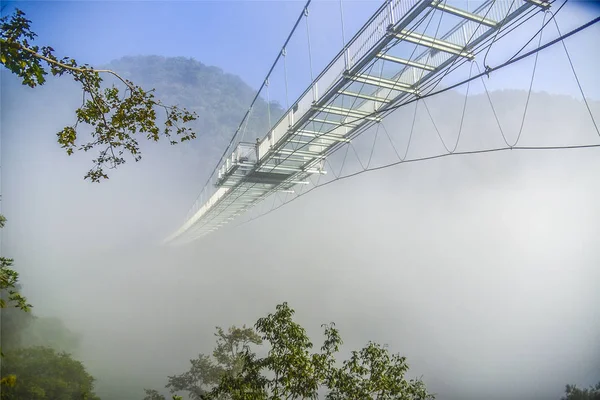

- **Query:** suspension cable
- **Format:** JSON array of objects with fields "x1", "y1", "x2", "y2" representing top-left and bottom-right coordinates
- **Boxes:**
[{"x1": 189, "y1": 0, "x2": 312, "y2": 213}]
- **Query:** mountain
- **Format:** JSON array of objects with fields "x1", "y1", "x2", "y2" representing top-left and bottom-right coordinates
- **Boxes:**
[{"x1": 105, "y1": 56, "x2": 283, "y2": 163}]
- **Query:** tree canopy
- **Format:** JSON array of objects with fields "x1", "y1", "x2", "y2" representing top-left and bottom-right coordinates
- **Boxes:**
[
  {"x1": 146, "y1": 303, "x2": 434, "y2": 400},
  {"x1": 165, "y1": 325, "x2": 262, "y2": 399},
  {"x1": 0, "y1": 346, "x2": 100, "y2": 400},
  {"x1": 562, "y1": 382, "x2": 600, "y2": 400}
]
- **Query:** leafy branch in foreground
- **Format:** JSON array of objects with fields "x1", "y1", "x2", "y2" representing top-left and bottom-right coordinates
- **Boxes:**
[{"x1": 1, "y1": 9, "x2": 198, "y2": 182}]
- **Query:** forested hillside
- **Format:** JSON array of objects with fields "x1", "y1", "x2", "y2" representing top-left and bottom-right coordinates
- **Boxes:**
[{"x1": 105, "y1": 56, "x2": 284, "y2": 162}]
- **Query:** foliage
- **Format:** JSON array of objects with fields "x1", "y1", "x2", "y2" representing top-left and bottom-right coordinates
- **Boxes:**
[
  {"x1": 156, "y1": 303, "x2": 433, "y2": 400},
  {"x1": 0, "y1": 374, "x2": 17, "y2": 389},
  {"x1": 562, "y1": 382, "x2": 600, "y2": 400},
  {"x1": 0, "y1": 293, "x2": 33, "y2": 350},
  {"x1": 1, "y1": 258, "x2": 80, "y2": 357},
  {"x1": 143, "y1": 389, "x2": 183, "y2": 400},
  {"x1": 0, "y1": 215, "x2": 84, "y2": 397},
  {"x1": 0, "y1": 213, "x2": 31, "y2": 398},
  {"x1": 0, "y1": 310, "x2": 85, "y2": 396},
  {"x1": 160, "y1": 325, "x2": 262, "y2": 399},
  {"x1": 0, "y1": 213, "x2": 32, "y2": 359},
  {"x1": 0, "y1": 255, "x2": 30, "y2": 311},
  {"x1": 325, "y1": 341, "x2": 431, "y2": 400},
  {"x1": 1, "y1": 9, "x2": 198, "y2": 182},
  {"x1": 143, "y1": 389, "x2": 166, "y2": 400},
  {"x1": 0, "y1": 346, "x2": 100, "y2": 400},
  {"x1": 0, "y1": 215, "x2": 30, "y2": 312}
]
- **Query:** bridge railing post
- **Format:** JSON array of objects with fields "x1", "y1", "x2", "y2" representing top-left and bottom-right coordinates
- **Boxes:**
[
  {"x1": 255, "y1": 138, "x2": 260, "y2": 162},
  {"x1": 344, "y1": 48, "x2": 350, "y2": 71}
]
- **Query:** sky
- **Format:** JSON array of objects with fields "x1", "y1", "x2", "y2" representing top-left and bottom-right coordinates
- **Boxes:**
[
  {"x1": 4, "y1": 0, "x2": 382, "y2": 102},
  {"x1": 2, "y1": 1, "x2": 600, "y2": 400},
  {"x1": 4, "y1": 0, "x2": 600, "y2": 103}
]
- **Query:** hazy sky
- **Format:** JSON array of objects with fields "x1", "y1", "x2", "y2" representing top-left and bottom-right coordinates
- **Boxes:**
[
  {"x1": 1, "y1": 1, "x2": 600, "y2": 400},
  {"x1": 5, "y1": 0, "x2": 600, "y2": 102}
]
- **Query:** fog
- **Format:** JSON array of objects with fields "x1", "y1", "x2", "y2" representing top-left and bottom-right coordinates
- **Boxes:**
[{"x1": 2, "y1": 35, "x2": 600, "y2": 400}]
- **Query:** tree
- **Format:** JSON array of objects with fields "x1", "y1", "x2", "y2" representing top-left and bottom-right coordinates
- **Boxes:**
[
  {"x1": 0, "y1": 346, "x2": 101, "y2": 400},
  {"x1": 1, "y1": 219, "x2": 84, "y2": 395},
  {"x1": 0, "y1": 214, "x2": 31, "y2": 368},
  {"x1": 1, "y1": 8, "x2": 198, "y2": 182},
  {"x1": 0, "y1": 214, "x2": 31, "y2": 386},
  {"x1": 0, "y1": 307, "x2": 84, "y2": 391},
  {"x1": 143, "y1": 389, "x2": 183, "y2": 400},
  {"x1": 1, "y1": 290, "x2": 34, "y2": 351},
  {"x1": 2, "y1": 310, "x2": 82, "y2": 355},
  {"x1": 143, "y1": 389, "x2": 167, "y2": 400},
  {"x1": 562, "y1": 382, "x2": 600, "y2": 400},
  {"x1": 155, "y1": 303, "x2": 434, "y2": 400},
  {"x1": 160, "y1": 325, "x2": 262, "y2": 399},
  {"x1": 0, "y1": 215, "x2": 30, "y2": 313}
]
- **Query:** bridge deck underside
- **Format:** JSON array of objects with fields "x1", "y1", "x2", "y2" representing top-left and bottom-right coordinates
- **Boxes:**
[{"x1": 166, "y1": 0, "x2": 549, "y2": 244}]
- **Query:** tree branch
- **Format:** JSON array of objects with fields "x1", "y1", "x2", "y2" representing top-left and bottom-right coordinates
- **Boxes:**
[{"x1": 6, "y1": 39, "x2": 135, "y2": 89}]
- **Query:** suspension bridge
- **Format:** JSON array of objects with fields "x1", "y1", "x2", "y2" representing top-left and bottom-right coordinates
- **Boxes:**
[{"x1": 164, "y1": 0, "x2": 599, "y2": 245}]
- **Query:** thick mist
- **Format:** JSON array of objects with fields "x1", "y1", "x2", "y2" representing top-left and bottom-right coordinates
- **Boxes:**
[{"x1": 2, "y1": 56, "x2": 599, "y2": 400}]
